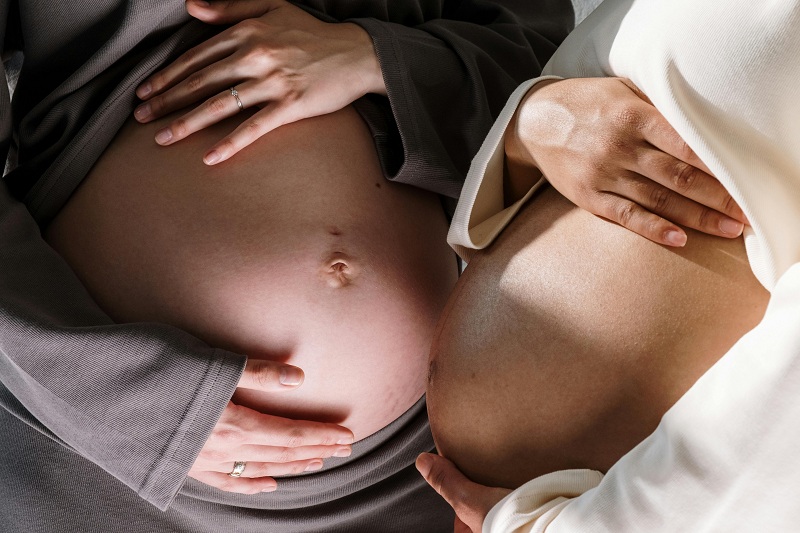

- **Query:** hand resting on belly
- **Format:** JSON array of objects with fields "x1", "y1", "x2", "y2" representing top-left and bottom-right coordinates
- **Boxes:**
[
  {"x1": 46, "y1": 105, "x2": 459, "y2": 442},
  {"x1": 427, "y1": 185, "x2": 768, "y2": 489}
]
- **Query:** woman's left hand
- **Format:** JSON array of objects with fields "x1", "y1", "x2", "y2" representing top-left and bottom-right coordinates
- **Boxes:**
[
  {"x1": 133, "y1": 0, "x2": 385, "y2": 165},
  {"x1": 416, "y1": 453, "x2": 512, "y2": 533}
]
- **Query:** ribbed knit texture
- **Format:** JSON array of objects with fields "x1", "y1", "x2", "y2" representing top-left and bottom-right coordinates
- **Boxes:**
[{"x1": 0, "y1": 0, "x2": 575, "y2": 530}]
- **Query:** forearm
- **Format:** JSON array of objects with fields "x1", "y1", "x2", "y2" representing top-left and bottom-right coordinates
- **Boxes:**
[{"x1": 0, "y1": 185, "x2": 246, "y2": 510}]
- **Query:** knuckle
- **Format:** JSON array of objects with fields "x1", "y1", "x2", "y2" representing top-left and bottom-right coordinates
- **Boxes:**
[
  {"x1": 149, "y1": 72, "x2": 164, "y2": 92},
  {"x1": 612, "y1": 105, "x2": 643, "y2": 131},
  {"x1": 252, "y1": 363, "x2": 278, "y2": 387},
  {"x1": 293, "y1": 462, "x2": 310, "y2": 474},
  {"x1": 245, "y1": 120, "x2": 262, "y2": 134},
  {"x1": 429, "y1": 466, "x2": 449, "y2": 493},
  {"x1": 244, "y1": 46, "x2": 273, "y2": 69},
  {"x1": 616, "y1": 202, "x2": 637, "y2": 227},
  {"x1": 149, "y1": 96, "x2": 165, "y2": 114},
  {"x1": 318, "y1": 432, "x2": 338, "y2": 446},
  {"x1": 675, "y1": 138, "x2": 695, "y2": 161},
  {"x1": 276, "y1": 446, "x2": 298, "y2": 463},
  {"x1": 186, "y1": 73, "x2": 204, "y2": 92},
  {"x1": 284, "y1": 427, "x2": 307, "y2": 448},
  {"x1": 672, "y1": 162, "x2": 697, "y2": 191},
  {"x1": 207, "y1": 96, "x2": 228, "y2": 116},
  {"x1": 697, "y1": 207, "x2": 714, "y2": 229},
  {"x1": 649, "y1": 187, "x2": 672, "y2": 212},
  {"x1": 217, "y1": 138, "x2": 236, "y2": 154},
  {"x1": 181, "y1": 46, "x2": 199, "y2": 65},
  {"x1": 214, "y1": 426, "x2": 244, "y2": 444},
  {"x1": 721, "y1": 193, "x2": 738, "y2": 214},
  {"x1": 171, "y1": 118, "x2": 188, "y2": 138}
]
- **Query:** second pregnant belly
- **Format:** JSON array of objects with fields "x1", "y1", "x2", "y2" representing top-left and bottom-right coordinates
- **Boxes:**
[
  {"x1": 427, "y1": 185, "x2": 769, "y2": 487},
  {"x1": 46, "y1": 106, "x2": 458, "y2": 441}
]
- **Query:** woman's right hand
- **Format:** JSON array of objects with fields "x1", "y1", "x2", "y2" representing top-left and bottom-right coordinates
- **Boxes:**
[
  {"x1": 134, "y1": 0, "x2": 385, "y2": 165},
  {"x1": 188, "y1": 359, "x2": 354, "y2": 494},
  {"x1": 505, "y1": 77, "x2": 748, "y2": 247}
]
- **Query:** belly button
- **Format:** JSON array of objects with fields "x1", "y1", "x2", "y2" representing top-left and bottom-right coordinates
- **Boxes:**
[{"x1": 321, "y1": 251, "x2": 357, "y2": 288}]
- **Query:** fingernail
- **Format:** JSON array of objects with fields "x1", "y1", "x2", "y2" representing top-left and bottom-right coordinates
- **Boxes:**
[
  {"x1": 336, "y1": 436, "x2": 354, "y2": 445},
  {"x1": 279, "y1": 366, "x2": 303, "y2": 386},
  {"x1": 719, "y1": 218, "x2": 744, "y2": 236},
  {"x1": 196, "y1": 0, "x2": 211, "y2": 6},
  {"x1": 134, "y1": 104, "x2": 151, "y2": 121},
  {"x1": 137, "y1": 82, "x2": 152, "y2": 98},
  {"x1": 155, "y1": 128, "x2": 173, "y2": 145},
  {"x1": 261, "y1": 485, "x2": 277, "y2": 493},
  {"x1": 665, "y1": 229, "x2": 687, "y2": 247},
  {"x1": 204, "y1": 150, "x2": 221, "y2": 165},
  {"x1": 415, "y1": 453, "x2": 434, "y2": 478},
  {"x1": 304, "y1": 461, "x2": 324, "y2": 472},
  {"x1": 333, "y1": 447, "x2": 351, "y2": 458}
]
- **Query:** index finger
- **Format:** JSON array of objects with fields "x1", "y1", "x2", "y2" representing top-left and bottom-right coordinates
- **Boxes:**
[
  {"x1": 137, "y1": 30, "x2": 235, "y2": 101},
  {"x1": 416, "y1": 453, "x2": 487, "y2": 528}
]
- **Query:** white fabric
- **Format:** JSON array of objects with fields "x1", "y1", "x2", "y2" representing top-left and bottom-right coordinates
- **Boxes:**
[{"x1": 447, "y1": 0, "x2": 800, "y2": 530}]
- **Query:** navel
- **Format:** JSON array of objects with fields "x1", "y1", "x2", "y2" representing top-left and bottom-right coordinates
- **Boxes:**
[{"x1": 321, "y1": 251, "x2": 357, "y2": 288}]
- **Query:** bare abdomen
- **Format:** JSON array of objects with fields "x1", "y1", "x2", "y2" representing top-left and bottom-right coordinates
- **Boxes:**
[
  {"x1": 427, "y1": 185, "x2": 768, "y2": 488},
  {"x1": 46, "y1": 106, "x2": 458, "y2": 441}
]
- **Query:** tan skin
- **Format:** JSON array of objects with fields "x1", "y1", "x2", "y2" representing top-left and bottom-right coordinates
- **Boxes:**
[
  {"x1": 46, "y1": 0, "x2": 751, "y2": 498},
  {"x1": 421, "y1": 186, "x2": 768, "y2": 531},
  {"x1": 47, "y1": 105, "x2": 459, "y2": 492},
  {"x1": 417, "y1": 83, "x2": 769, "y2": 531}
]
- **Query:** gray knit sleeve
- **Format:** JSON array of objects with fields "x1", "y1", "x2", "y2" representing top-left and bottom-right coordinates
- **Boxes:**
[
  {"x1": 0, "y1": 4, "x2": 247, "y2": 512},
  {"x1": 0, "y1": 184, "x2": 246, "y2": 511},
  {"x1": 347, "y1": 0, "x2": 574, "y2": 200}
]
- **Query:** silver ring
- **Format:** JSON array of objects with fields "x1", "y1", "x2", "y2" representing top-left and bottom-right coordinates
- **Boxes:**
[
  {"x1": 230, "y1": 87, "x2": 244, "y2": 111},
  {"x1": 229, "y1": 461, "x2": 247, "y2": 477}
]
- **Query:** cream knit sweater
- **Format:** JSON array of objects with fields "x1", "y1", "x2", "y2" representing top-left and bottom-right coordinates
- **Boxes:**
[{"x1": 448, "y1": 0, "x2": 800, "y2": 530}]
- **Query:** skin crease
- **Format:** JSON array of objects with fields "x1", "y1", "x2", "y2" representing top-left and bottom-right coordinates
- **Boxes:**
[
  {"x1": 427, "y1": 185, "x2": 768, "y2": 491},
  {"x1": 46, "y1": 105, "x2": 459, "y2": 443}
]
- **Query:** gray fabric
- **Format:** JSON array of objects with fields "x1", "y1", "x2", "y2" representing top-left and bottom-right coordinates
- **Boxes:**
[
  {"x1": 0, "y1": 0, "x2": 574, "y2": 530},
  {"x1": 0, "y1": 396, "x2": 454, "y2": 532}
]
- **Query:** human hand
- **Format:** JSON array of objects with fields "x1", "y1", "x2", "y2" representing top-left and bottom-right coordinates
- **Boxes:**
[
  {"x1": 505, "y1": 77, "x2": 748, "y2": 247},
  {"x1": 416, "y1": 453, "x2": 512, "y2": 533},
  {"x1": 133, "y1": 0, "x2": 384, "y2": 165},
  {"x1": 188, "y1": 358, "x2": 354, "y2": 494}
]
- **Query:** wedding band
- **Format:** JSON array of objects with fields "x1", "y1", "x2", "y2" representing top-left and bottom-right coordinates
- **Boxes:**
[
  {"x1": 230, "y1": 87, "x2": 244, "y2": 111},
  {"x1": 229, "y1": 461, "x2": 247, "y2": 477}
]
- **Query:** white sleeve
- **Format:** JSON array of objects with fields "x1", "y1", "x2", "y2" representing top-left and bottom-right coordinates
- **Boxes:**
[
  {"x1": 480, "y1": 0, "x2": 800, "y2": 530},
  {"x1": 447, "y1": 76, "x2": 560, "y2": 263}
]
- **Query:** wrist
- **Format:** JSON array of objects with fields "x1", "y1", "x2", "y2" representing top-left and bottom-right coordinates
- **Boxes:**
[{"x1": 341, "y1": 22, "x2": 386, "y2": 97}]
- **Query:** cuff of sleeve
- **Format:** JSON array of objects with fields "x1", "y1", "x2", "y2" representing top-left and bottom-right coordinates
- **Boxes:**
[
  {"x1": 137, "y1": 348, "x2": 246, "y2": 510},
  {"x1": 447, "y1": 75, "x2": 562, "y2": 262},
  {"x1": 347, "y1": 18, "x2": 423, "y2": 182},
  {"x1": 484, "y1": 469, "x2": 603, "y2": 533}
]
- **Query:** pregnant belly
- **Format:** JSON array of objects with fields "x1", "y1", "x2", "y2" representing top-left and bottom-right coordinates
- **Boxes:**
[
  {"x1": 46, "y1": 105, "x2": 458, "y2": 441},
  {"x1": 427, "y1": 185, "x2": 769, "y2": 488}
]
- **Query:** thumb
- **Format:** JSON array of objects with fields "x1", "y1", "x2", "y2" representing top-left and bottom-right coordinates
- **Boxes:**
[
  {"x1": 237, "y1": 358, "x2": 304, "y2": 392},
  {"x1": 416, "y1": 453, "x2": 491, "y2": 531},
  {"x1": 185, "y1": 0, "x2": 286, "y2": 24}
]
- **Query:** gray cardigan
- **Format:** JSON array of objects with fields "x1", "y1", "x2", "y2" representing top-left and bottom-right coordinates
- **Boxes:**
[{"x1": 0, "y1": 0, "x2": 573, "y2": 529}]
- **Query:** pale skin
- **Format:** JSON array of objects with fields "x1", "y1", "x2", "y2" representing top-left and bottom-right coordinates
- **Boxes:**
[
  {"x1": 188, "y1": 359, "x2": 354, "y2": 494},
  {"x1": 130, "y1": 0, "x2": 750, "y2": 498}
]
